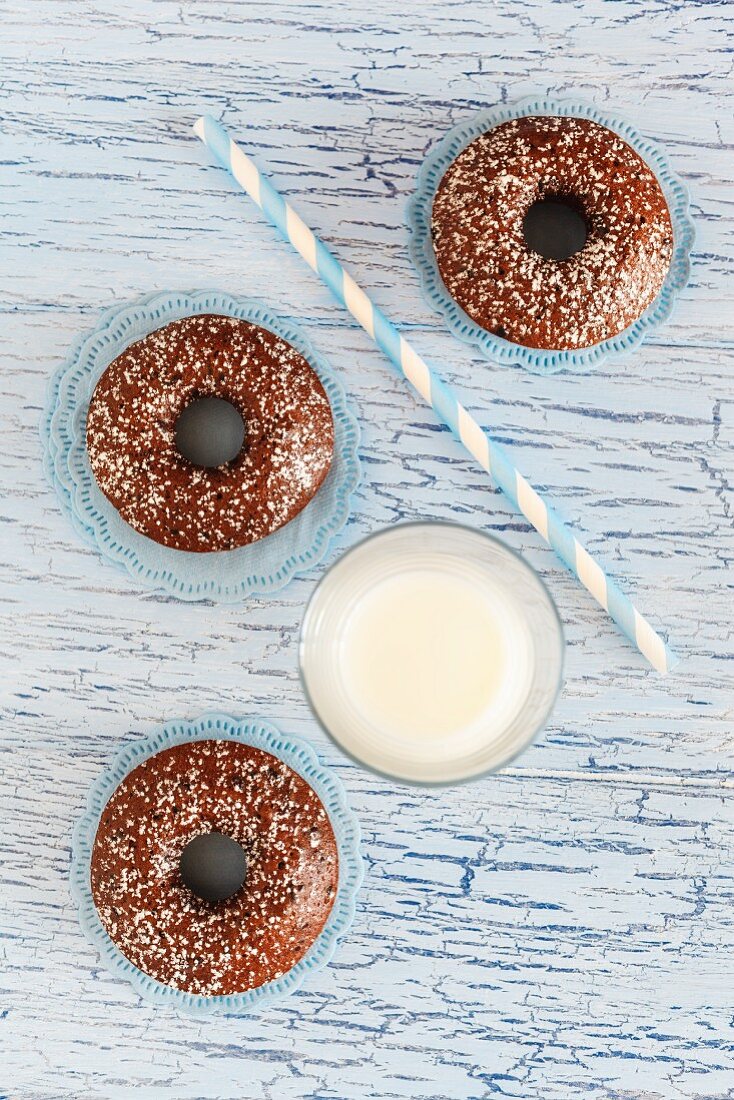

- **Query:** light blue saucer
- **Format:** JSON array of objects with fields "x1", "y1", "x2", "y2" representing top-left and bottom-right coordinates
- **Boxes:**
[
  {"x1": 407, "y1": 96, "x2": 695, "y2": 374},
  {"x1": 42, "y1": 290, "x2": 361, "y2": 600},
  {"x1": 70, "y1": 714, "x2": 364, "y2": 1016}
]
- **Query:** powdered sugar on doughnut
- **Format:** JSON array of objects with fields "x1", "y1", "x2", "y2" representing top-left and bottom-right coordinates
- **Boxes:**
[
  {"x1": 86, "y1": 315, "x2": 334, "y2": 552},
  {"x1": 431, "y1": 116, "x2": 674, "y2": 351},
  {"x1": 90, "y1": 739, "x2": 339, "y2": 997}
]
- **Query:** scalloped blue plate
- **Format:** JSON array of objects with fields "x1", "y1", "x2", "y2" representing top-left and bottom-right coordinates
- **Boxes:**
[
  {"x1": 70, "y1": 714, "x2": 364, "y2": 1016},
  {"x1": 41, "y1": 290, "x2": 361, "y2": 600},
  {"x1": 407, "y1": 96, "x2": 695, "y2": 374}
]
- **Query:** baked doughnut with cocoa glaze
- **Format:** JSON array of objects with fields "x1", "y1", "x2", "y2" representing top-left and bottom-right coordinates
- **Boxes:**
[
  {"x1": 90, "y1": 739, "x2": 339, "y2": 997},
  {"x1": 86, "y1": 314, "x2": 334, "y2": 552},
  {"x1": 431, "y1": 115, "x2": 674, "y2": 350}
]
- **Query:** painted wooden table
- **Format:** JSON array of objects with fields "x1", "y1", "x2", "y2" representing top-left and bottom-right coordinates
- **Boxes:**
[{"x1": 2, "y1": 2, "x2": 732, "y2": 1097}]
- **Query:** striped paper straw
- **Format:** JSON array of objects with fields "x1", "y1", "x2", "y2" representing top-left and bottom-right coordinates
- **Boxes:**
[{"x1": 194, "y1": 114, "x2": 676, "y2": 674}]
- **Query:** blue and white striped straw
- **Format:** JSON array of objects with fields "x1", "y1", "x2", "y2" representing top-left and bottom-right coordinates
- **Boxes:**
[{"x1": 194, "y1": 114, "x2": 676, "y2": 674}]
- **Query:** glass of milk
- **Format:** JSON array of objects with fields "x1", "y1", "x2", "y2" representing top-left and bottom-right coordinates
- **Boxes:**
[{"x1": 299, "y1": 522, "x2": 564, "y2": 785}]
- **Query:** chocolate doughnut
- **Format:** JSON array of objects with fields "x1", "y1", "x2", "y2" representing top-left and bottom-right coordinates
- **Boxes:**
[
  {"x1": 90, "y1": 739, "x2": 339, "y2": 996},
  {"x1": 431, "y1": 115, "x2": 674, "y2": 350},
  {"x1": 86, "y1": 314, "x2": 334, "y2": 552}
]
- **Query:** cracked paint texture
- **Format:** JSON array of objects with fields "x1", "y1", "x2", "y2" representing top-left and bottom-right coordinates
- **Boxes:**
[{"x1": 1, "y1": 1, "x2": 732, "y2": 1098}]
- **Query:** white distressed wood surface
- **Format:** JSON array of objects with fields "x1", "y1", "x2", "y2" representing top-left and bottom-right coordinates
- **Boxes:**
[{"x1": 1, "y1": 1, "x2": 733, "y2": 1097}]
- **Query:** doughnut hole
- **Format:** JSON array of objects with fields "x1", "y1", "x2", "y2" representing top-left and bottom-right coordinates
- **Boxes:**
[
  {"x1": 179, "y1": 832, "x2": 247, "y2": 903},
  {"x1": 175, "y1": 396, "x2": 245, "y2": 468},
  {"x1": 523, "y1": 194, "x2": 589, "y2": 260}
]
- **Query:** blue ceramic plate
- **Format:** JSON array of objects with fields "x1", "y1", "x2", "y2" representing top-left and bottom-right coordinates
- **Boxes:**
[
  {"x1": 42, "y1": 290, "x2": 361, "y2": 600},
  {"x1": 70, "y1": 714, "x2": 363, "y2": 1016},
  {"x1": 407, "y1": 96, "x2": 695, "y2": 374}
]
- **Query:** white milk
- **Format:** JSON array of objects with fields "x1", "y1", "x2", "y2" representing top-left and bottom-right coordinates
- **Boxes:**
[
  {"x1": 300, "y1": 523, "x2": 563, "y2": 784},
  {"x1": 339, "y1": 566, "x2": 534, "y2": 758}
]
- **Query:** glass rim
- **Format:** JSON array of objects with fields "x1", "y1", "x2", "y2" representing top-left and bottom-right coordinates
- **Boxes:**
[{"x1": 298, "y1": 520, "x2": 565, "y2": 788}]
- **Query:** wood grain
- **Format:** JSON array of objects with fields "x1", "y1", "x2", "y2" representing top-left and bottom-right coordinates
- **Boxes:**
[{"x1": 1, "y1": 1, "x2": 732, "y2": 1097}]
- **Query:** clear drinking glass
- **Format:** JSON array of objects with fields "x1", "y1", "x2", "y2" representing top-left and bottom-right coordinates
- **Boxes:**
[{"x1": 299, "y1": 522, "x2": 564, "y2": 785}]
